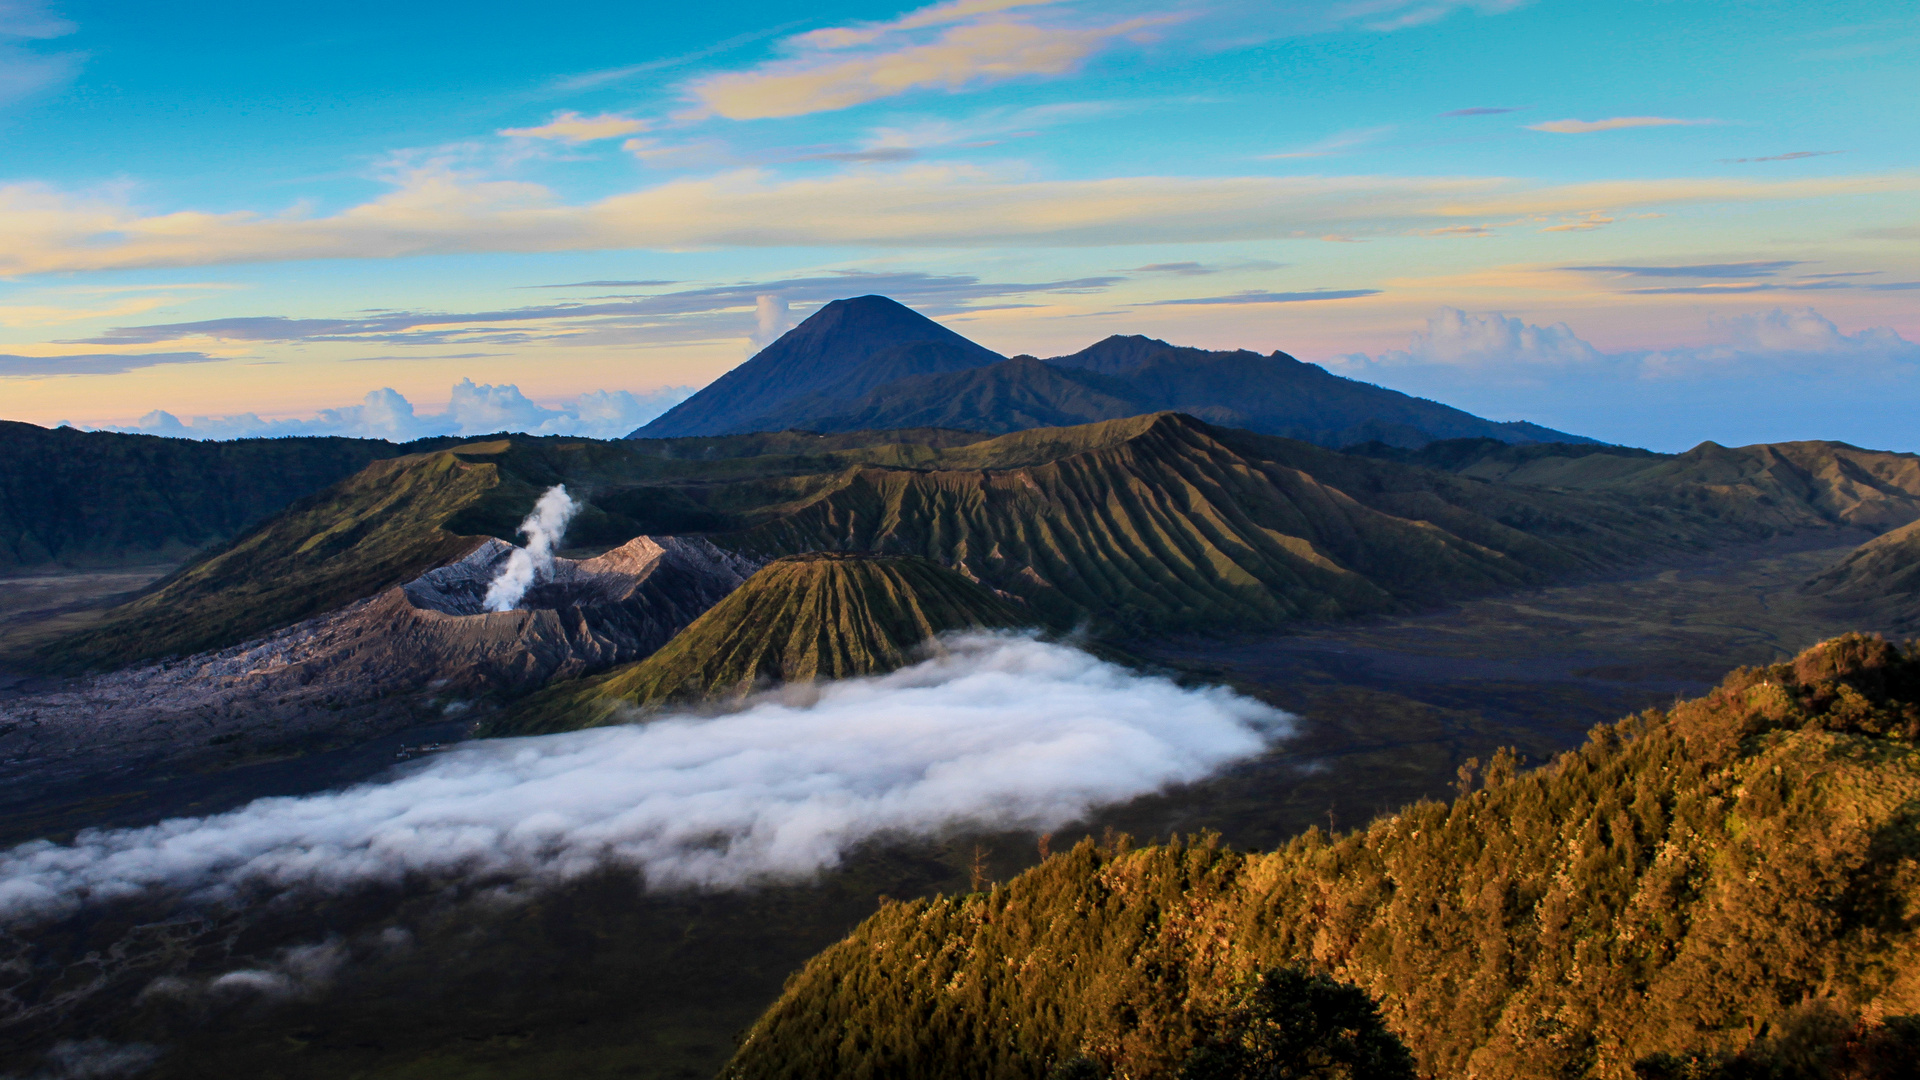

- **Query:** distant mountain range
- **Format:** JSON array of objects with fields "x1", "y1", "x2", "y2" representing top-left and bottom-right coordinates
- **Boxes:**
[{"x1": 632, "y1": 295, "x2": 1594, "y2": 448}]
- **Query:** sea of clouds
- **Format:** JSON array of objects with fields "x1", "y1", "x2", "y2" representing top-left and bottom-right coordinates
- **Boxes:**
[
  {"x1": 0, "y1": 634, "x2": 1289, "y2": 924},
  {"x1": 97, "y1": 378, "x2": 693, "y2": 442}
]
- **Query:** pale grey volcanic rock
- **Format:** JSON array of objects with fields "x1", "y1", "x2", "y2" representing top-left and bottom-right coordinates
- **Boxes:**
[{"x1": 0, "y1": 536, "x2": 761, "y2": 796}]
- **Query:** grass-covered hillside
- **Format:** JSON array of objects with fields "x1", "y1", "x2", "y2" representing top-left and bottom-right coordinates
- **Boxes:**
[
  {"x1": 47, "y1": 414, "x2": 1920, "y2": 673},
  {"x1": 0, "y1": 421, "x2": 434, "y2": 569},
  {"x1": 725, "y1": 413, "x2": 1704, "y2": 633},
  {"x1": 728, "y1": 633, "x2": 1920, "y2": 1080},
  {"x1": 494, "y1": 552, "x2": 1027, "y2": 733},
  {"x1": 1361, "y1": 437, "x2": 1920, "y2": 534},
  {"x1": 33, "y1": 433, "x2": 987, "y2": 671}
]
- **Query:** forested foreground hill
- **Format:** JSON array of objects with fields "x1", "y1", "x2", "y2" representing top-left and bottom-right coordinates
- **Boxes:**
[{"x1": 728, "y1": 634, "x2": 1920, "y2": 1080}]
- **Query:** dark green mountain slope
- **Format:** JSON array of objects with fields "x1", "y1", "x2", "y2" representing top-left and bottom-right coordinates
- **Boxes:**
[
  {"x1": 57, "y1": 414, "x2": 1912, "y2": 673},
  {"x1": 33, "y1": 433, "x2": 1015, "y2": 670},
  {"x1": 0, "y1": 421, "x2": 434, "y2": 569},
  {"x1": 47, "y1": 412, "x2": 1799, "y2": 671},
  {"x1": 726, "y1": 634, "x2": 1920, "y2": 1080},
  {"x1": 1805, "y1": 518, "x2": 1920, "y2": 611},
  {"x1": 634, "y1": 296, "x2": 1004, "y2": 437},
  {"x1": 494, "y1": 553, "x2": 1027, "y2": 733},
  {"x1": 723, "y1": 413, "x2": 1683, "y2": 634},
  {"x1": 1361, "y1": 437, "x2": 1920, "y2": 534},
  {"x1": 736, "y1": 330, "x2": 1594, "y2": 449},
  {"x1": 40, "y1": 449, "x2": 505, "y2": 670}
]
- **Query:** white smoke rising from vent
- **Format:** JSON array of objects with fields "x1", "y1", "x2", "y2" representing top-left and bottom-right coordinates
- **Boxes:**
[
  {"x1": 0, "y1": 635, "x2": 1289, "y2": 924},
  {"x1": 482, "y1": 485, "x2": 578, "y2": 612}
]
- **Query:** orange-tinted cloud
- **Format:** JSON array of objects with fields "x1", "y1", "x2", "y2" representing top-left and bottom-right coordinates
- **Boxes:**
[
  {"x1": 499, "y1": 111, "x2": 648, "y2": 142},
  {"x1": 1527, "y1": 116, "x2": 1712, "y2": 134}
]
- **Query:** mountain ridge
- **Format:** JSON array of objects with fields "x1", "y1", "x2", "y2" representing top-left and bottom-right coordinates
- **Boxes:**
[
  {"x1": 628, "y1": 298, "x2": 1594, "y2": 449},
  {"x1": 634, "y1": 296, "x2": 1005, "y2": 437}
]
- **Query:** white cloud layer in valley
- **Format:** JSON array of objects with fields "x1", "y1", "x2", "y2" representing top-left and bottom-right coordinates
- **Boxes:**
[{"x1": 0, "y1": 634, "x2": 1289, "y2": 924}]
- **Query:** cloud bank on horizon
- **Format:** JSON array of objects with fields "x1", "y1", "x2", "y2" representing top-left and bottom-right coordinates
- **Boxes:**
[
  {"x1": 1330, "y1": 305, "x2": 1920, "y2": 450},
  {"x1": 101, "y1": 379, "x2": 692, "y2": 442},
  {"x1": 0, "y1": 634, "x2": 1288, "y2": 923},
  {"x1": 0, "y1": 0, "x2": 1912, "y2": 447}
]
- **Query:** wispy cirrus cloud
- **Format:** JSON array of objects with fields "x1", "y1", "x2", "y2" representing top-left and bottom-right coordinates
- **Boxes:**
[
  {"x1": 1528, "y1": 116, "x2": 1714, "y2": 134},
  {"x1": 1329, "y1": 0, "x2": 1534, "y2": 32},
  {"x1": 498, "y1": 111, "x2": 649, "y2": 143},
  {"x1": 0, "y1": 0, "x2": 80, "y2": 106},
  {"x1": 76, "y1": 271, "x2": 1126, "y2": 350},
  {"x1": 792, "y1": 0, "x2": 1067, "y2": 49},
  {"x1": 1126, "y1": 259, "x2": 1284, "y2": 276},
  {"x1": 1720, "y1": 150, "x2": 1844, "y2": 163},
  {"x1": 683, "y1": 0, "x2": 1171, "y2": 121},
  {"x1": 1562, "y1": 261, "x2": 1806, "y2": 278},
  {"x1": 1261, "y1": 126, "x2": 1394, "y2": 160},
  {"x1": 1144, "y1": 288, "x2": 1380, "y2": 306},
  {"x1": 0, "y1": 167, "x2": 1907, "y2": 276},
  {"x1": 0, "y1": 351, "x2": 216, "y2": 377},
  {"x1": 1620, "y1": 279, "x2": 1920, "y2": 296}
]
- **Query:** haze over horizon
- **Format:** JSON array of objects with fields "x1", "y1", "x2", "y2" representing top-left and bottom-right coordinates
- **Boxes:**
[{"x1": 0, "y1": 0, "x2": 1914, "y2": 451}]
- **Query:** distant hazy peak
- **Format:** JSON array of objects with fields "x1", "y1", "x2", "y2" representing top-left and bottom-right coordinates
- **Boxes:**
[{"x1": 633, "y1": 295, "x2": 1004, "y2": 438}]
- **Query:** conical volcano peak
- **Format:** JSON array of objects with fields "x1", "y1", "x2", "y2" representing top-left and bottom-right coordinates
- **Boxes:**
[{"x1": 632, "y1": 294, "x2": 1004, "y2": 438}]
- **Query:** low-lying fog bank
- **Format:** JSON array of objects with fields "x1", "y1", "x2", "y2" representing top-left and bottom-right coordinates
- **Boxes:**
[{"x1": 0, "y1": 634, "x2": 1291, "y2": 924}]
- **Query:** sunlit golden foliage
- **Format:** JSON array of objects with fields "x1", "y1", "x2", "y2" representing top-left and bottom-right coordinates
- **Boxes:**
[{"x1": 727, "y1": 634, "x2": 1920, "y2": 1080}]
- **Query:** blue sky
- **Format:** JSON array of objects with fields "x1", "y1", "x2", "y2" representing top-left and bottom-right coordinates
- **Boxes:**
[{"x1": 0, "y1": 0, "x2": 1914, "y2": 448}]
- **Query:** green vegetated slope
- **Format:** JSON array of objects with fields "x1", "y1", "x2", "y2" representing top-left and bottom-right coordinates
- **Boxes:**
[
  {"x1": 40, "y1": 449, "x2": 505, "y2": 670},
  {"x1": 34, "y1": 433, "x2": 1001, "y2": 670},
  {"x1": 1808, "y1": 519, "x2": 1920, "y2": 601},
  {"x1": 496, "y1": 553, "x2": 1028, "y2": 734},
  {"x1": 52, "y1": 415, "x2": 1919, "y2": 672},
  {"x1": 0, "y1": 421, "x2": 435, "y2": 569},
  {"x1": 1367, "y1": 437, "x2": 1920, "y2": 534},
  {"x1": 722, "y1": 413, "x2": 1704, "y2": 634},
  {"x1": 727, "y1": 634, "x2": 1920, "y2": 1080},
  {"x1": 1805, "y1": 519, "x2": 1920, "y2": 634}
]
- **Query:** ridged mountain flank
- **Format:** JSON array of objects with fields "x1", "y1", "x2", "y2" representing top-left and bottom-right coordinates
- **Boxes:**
[
  {"x1": 721, "y1": 412, "x2": 1688, "y2": 634},
  {"x1": 492, "y1": 553, "x2": 1028, "y2": 733},
  {"x1": 632, "y1": 296, "x2": 1005, "y2": 437},
  {"x1": 1804, "y1": 518, "x2": 1920, "y2": 633}
]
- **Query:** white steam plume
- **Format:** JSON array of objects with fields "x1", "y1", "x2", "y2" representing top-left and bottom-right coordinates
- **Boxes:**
[
  {"x1": 0, "y1": 635, "x2": 1289, "y2": 924},
  {"x1": 483, "y1": 484, "x2": 578, "y2": 612}
]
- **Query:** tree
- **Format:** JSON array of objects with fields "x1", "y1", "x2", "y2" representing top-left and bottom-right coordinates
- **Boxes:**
[{"x1": 1180, "y1": 968, "x2": 1417, "y2": 1080}]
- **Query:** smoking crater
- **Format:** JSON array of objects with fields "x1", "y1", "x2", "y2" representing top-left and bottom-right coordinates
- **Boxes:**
[{"x1": 483, "y1": 484, "x2": 578, "y2": 612}]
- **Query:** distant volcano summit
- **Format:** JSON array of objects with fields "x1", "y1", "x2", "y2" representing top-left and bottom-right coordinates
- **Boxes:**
[
  {"x1": 630, "y1": 295, "x2": 1595, "y2": 449},
  {"x1": 634, "y1": 295, "x2": 1005, "y2": 438}
]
